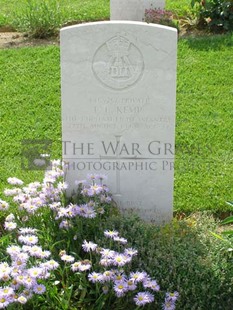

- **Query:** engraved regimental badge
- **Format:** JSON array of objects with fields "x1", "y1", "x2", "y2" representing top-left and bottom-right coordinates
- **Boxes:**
[{"x1": 92, "y1": 35, "x2": 144, "y2": 90}]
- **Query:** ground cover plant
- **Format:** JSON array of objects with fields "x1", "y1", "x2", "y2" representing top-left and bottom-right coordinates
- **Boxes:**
[
  {"x1": 0, "y1": 162, "x2": 180, "y2": 309},
  {"x1": 0, "y1": 162, "x2": 232, "y2": 309},
  {"x1": 191, "y1": 0, "x2": 233, "y2": 31}
]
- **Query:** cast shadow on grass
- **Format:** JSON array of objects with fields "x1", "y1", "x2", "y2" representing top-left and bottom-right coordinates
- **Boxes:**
[
  {"x1": 181, "y1": 33, "x2": 233, "y2": 51},
  {"x1": 102, "y1": 213, "x2": 233, "y2": 310}
]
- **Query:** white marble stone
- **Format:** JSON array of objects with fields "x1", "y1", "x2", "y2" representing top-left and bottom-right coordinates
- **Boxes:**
[
  {"x1": 110, "y1": 0, "x2": 165, "y2": 21},
  {"x1": 61, "y1": 21, "x2": 177, "y2": 224}
]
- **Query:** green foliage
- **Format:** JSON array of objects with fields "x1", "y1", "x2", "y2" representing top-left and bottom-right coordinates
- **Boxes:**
[
  {"x1": 0, "y1": 46, "x2": 61, "y2": 194},
  {"x1": 210, "y1": 200, "x2": 233, "y2": 254},
  {"x1": 1, "y1": 0, "x2": 195, "y2": 33},
  {"x1": 221, "y1": 201, "x2": 233, "y2": 239},
  {"x1": 191, "y1": 0, "x2": 233, "y2": 31},
  {"x1": 0, "y1": 35, "x2": 233, "y2": 213},
  {"x1": 107, "y1": 213, "x2": 233, "y2": 309},
  {"x1": 166, "y1": 0, "x2": 192, "y2": 16},
  {"x1": 0, "y1": 0, "x2": 110, "y2": 35},
  {"x1": 222, "y1": 216, "x2": 233, "y2": 225},
  {"x1": 0, "y1": 166, "x2": 177, "y2": 309},
  {"x1": 0, "y1": 14, "x2": 8, "y2": 27},
  {"x1": 0, "y1": 166, "x2": 232, "y2": 309},
  {"x1": 175, "y1": 34, "x2": 233, "y2": 213},
  {"x1": 13, "y1": 0, "x2": 66, "y2": 38}
]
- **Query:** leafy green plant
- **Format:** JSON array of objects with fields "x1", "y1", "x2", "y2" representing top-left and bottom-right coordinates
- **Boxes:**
[
  {"x1": 13, "y1": 0, "x2": 66, "y2": 38},
  {"x1": 107, "y1": 213, "x2": 233, "y2": 309},
  {"x1": 178, "y1": 1, "x2": 204, "y2": 30},
  {"x1": 0, "y1": 161, "x2": 233, "y2": 309},
  {"x1": 221, "y1": 201, "x2": 233, "y2": 241},
  {"x1": 210, "y1": 200, "x2": 233, "y2": 255},
  {"x1": 0, "y1": 162, "x2": 177, "y2": 309},
  {"x1": 191, "y1": 0, "x2": 233, "y2": 31}
]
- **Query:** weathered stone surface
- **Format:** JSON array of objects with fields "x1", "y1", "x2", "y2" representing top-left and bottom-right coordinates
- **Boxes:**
[{"x1": 61, "y1": 21, "x2": 177, "y2": 223}]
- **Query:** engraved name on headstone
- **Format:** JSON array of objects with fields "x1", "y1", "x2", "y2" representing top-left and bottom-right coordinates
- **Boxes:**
[{"x1": 61, "y1": 21, "x2": 177, "y2": 223}]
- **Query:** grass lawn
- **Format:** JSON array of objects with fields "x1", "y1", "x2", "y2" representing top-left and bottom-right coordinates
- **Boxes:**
[
  {"x1": 0, "y1": 0, "x2": 110, "y2": 28},
  {"x1": 0, "y1": 2, "x2": 232, "y2": 309},
  {"x1": 0, "y1": 34, "x2": 232, "y2": 214},
  {"x1": 0, "y1": 0, "x2": 110, "y2": 26},
  {"x1": 175, "y1": 34, "x2": 233, "y2": 213},
  {"x1": 0, "y1": 0, "x2": 192, "y2": 28}
]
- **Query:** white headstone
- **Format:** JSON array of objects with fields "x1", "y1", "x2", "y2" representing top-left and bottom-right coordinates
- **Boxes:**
[
  {"x1": 61, "y1": 21, "x2": 177, "y2": 224},
  {"x1": 110, "y1": 0, "x2": 165, "y2": 21}
]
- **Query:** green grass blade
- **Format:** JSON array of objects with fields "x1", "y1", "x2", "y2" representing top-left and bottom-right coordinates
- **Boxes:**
[
  {"x1": 209, "y1": 231, "x2": 227, "y2": 241},
  {"x1": 221, "y1": 216, "x2": 233, "y2": 225},
  {"x1": 221, "y1": 230, "x2": 233, "y2": 236}
]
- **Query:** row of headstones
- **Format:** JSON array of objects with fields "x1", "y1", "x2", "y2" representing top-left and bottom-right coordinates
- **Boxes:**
[
  {"x1": 61, "y1": 0, "x2": 177, "y2": 224},
  {"x1": 111, "y1": 0, "x2": 165, "y2": 21}
]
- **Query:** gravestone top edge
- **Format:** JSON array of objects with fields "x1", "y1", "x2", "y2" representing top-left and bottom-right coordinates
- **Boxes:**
[{"x1": 60, "y1": 21, "x2": 178, "y2": 34}]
